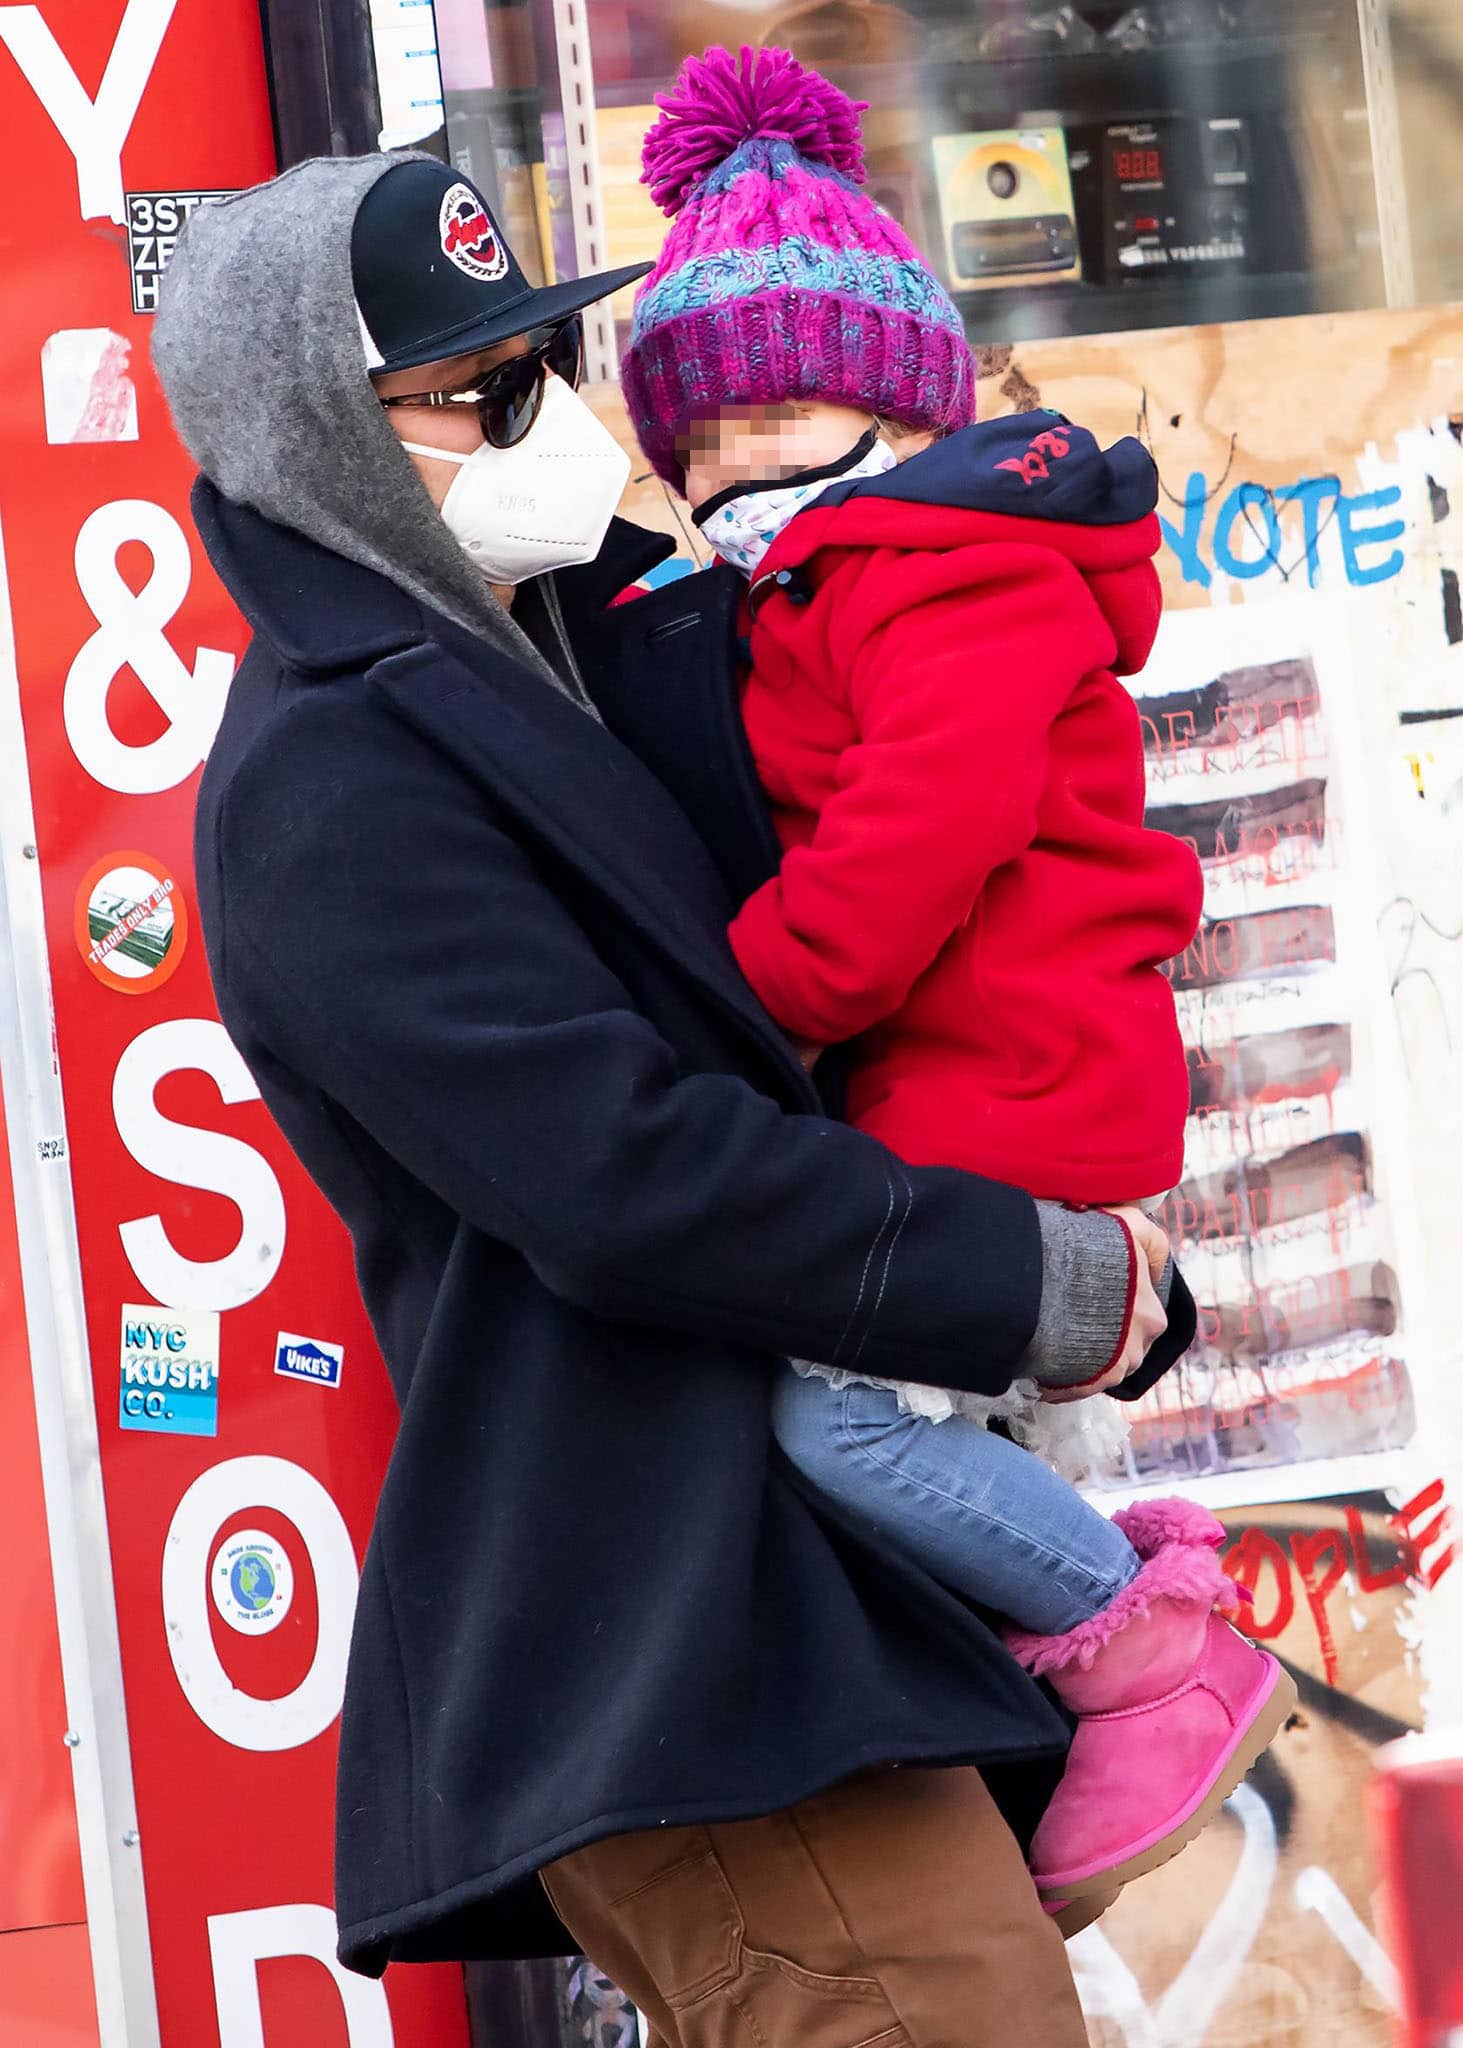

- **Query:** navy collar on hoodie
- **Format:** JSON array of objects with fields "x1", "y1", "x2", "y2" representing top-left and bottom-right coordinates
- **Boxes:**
[
  {"x1": 816, "y1": 412, "x2": 1158, "y2": 527},
  {"x1": 191, "y1": 476, "x2": 673, "y2": 676}
]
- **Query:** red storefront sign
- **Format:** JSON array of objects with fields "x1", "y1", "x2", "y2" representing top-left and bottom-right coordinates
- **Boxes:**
[
  {"x1": 0, "y1": 1071, "x2": 98, "y2": 2044},
  {"x1": 0, "y1": 7, "x2": 473, "y2": 2043}
]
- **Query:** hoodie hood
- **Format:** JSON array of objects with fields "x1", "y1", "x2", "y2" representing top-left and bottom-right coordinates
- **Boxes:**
[
  {"x1": 759, "y1": 412, "x2": 1163, "y2": 672},
  {"x1": 151, "y1": 152, "x2": 561, "y2": 690}
]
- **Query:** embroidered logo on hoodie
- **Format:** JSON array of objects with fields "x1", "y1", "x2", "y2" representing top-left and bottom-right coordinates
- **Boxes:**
[{"x1": 996, "y1": 425, "x2": 1073, "y2": 487}]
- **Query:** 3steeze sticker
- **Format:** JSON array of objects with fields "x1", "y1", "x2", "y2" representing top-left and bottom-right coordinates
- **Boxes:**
[
  {"x1": 126, "y1": 190, "x2": 234, "y2": 312},
  {"x1": 438, "y1": 181, "x2": 508, "y2": 281}
]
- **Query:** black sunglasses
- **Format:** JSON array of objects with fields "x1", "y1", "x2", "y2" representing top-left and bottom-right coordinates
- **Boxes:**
[{"x1": 381, "y1": 315, "x2": 584, "y2": 449}]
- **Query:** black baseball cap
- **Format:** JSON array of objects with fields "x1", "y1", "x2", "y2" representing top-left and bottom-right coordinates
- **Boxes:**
[{"x1": 352, "y1": 159, "x2": 652, "y2": 374}]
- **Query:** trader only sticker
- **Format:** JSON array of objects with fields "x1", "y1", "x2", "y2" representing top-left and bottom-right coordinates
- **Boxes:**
[
  {"x1": 74, "y1": 851, "x2": 188, "y2": 994},
  {"x1": 120, "y1": 1306, "x2": 220, "y2": 1437}
]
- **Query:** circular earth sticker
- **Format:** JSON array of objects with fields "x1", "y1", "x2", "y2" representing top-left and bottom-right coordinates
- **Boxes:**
[
  {"x1": 74, "y1": 851, "x2": 188, "y2": 994},
  {"x1": 210, "y1": 1528, "x2": 295, "y2": 1637}
]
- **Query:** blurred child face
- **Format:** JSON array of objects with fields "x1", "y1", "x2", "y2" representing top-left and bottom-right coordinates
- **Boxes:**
[{"x1": 681, "y1": 400, "x2": 880, "y2": 510}]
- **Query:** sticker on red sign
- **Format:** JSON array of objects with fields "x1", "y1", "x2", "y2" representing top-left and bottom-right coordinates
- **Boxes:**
[
  {"x1": 74, "y1": 851, "x2": 187, "y2": 994},
  {"x1": 274, "y1": 1331, "x2": 344, "y2": 1389},
  {"x1": 126, "y1": 190, "x2": 235, "y2": 313},
  {"x1": 211, "y1": 1528, "x2": 295, "y2": 1635},
  {"x1": 119, "y1": 1305, "x2": 220, "y2": 1437}
]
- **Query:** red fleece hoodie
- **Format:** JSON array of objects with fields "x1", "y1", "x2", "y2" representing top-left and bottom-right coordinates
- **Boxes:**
[{"x1": 727, "y1": 414, "x2": 1204, "y2": 1204}]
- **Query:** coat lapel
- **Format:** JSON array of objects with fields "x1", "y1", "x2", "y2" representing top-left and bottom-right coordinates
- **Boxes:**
[
  {"x1": 192, "y1": 481, "x2": 813, "y2": 1096},
  {"x1": 581, "y1": 567, "x2": 789, "y2": 911},
  {"x1": 366, "y1": 627, "x2": 817, "y2": 1101}
]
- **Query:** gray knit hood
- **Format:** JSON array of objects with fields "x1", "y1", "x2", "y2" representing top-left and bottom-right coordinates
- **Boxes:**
[{"x1": 151, "y1": 152, "x2": 559, "y2": 685}]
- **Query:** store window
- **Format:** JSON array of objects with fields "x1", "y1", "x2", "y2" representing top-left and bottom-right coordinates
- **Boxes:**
[
  {"x1": 1389, "y1": 0, "x2": 1463, "y2": 308},
  {"x1": 405, "y1": 0, "x2": 1458, "y2": 375}
]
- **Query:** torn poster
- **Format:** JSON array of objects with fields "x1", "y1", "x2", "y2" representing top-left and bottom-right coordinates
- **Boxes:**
[{"x1": 1090, "y1": 602, "x2": 1417, "y2": 1490}]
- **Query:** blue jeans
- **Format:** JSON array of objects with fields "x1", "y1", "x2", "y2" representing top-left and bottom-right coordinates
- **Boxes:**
[{"x1": 772, "y1": 1370, "x2": 1140, "y2": 1636}]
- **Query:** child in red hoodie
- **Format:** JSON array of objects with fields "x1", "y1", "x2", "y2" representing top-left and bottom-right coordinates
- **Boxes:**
[{"x1": 624, "y1": 45, "x2": 1294, "y2": 1922}]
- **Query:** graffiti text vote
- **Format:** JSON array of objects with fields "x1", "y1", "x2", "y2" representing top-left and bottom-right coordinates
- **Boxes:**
[{"x1": 1163, "y1": 472, "x2": 1405, "y2": 591}]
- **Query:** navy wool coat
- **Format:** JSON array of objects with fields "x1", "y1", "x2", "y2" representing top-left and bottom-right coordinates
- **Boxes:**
[{"x1": 190, "y1": 483, "x2": 1192, "y2": 1976}]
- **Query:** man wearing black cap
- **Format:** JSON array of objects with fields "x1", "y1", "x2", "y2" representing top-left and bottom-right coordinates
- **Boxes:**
[{"x1": 153, "y1": 155, "x2": 1180, "y2": 2043}]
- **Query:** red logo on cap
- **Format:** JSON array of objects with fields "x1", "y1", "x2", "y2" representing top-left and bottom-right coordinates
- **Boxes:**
[{"x1": 438, "y1": 182, "x2": 508, "y2": 282}]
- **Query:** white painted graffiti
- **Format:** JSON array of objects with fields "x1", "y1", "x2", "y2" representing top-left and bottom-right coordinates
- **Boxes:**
[{"x1": 1069, "y1": 1787, "x2": 1398, "y2": 2044}]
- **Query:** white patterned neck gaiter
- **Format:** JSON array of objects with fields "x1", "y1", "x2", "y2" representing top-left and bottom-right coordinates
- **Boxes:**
[{"x1": 691, "y1": 428, "x2": 899, "y2": 577}]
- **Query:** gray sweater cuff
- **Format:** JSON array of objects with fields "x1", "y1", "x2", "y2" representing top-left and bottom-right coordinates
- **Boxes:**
[{"x1": 1020, "y1": 1203, "x2": 1137, "y2": 1388}]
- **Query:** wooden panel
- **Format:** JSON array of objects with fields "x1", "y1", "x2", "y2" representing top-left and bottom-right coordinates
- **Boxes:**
[{"x1": 970, "y1": 303, "x2": 1463, "y2": 606}]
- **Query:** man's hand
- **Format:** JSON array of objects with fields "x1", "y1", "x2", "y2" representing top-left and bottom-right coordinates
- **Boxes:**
[
  {"x1": 1038, "y1": 1205, "x2": 1170, "y2": 1404},
  {"x1": 792, "y1": 1036, "x2": 824, "y2": 1073},
  {"x1": 1112, "y1": 1203, "x2": 1172, "y2": 1289}
]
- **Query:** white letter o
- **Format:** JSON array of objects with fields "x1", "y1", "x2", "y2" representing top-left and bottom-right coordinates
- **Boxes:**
[{"x1": 163, "y1": 1457, "x2": 358, "y2": 1752}]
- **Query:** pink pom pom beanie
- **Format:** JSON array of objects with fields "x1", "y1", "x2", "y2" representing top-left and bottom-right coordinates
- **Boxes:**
[{"x1": 623, "y1": 44, "x2": 975, "y2": 490}]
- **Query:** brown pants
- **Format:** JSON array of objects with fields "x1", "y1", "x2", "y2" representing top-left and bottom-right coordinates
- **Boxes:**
[{"x1": 541, "y1": 1767, "x2": 1088, "y2": 2048}]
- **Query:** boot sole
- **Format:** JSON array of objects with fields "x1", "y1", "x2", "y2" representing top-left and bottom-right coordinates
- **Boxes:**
[
  {"x1": 1051, "y1": 1889, "x2": 1120, "y2": 1940},
  {"x1": 1038, "y1": 1662, "x2": 1299, "y2": 1901}
]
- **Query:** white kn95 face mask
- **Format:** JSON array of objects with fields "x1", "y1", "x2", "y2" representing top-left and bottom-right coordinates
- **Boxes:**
[{"x1": 400, "y1": 372, "x2": 631, "y2": 585}]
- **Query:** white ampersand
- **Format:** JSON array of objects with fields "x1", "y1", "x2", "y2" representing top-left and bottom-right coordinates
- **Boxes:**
[{"x1": 63, "y1": 498, "x2": 234, "y2": 794}]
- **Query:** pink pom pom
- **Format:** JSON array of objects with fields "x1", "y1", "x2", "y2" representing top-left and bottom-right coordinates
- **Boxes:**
[{"x1": 641, "y1": 44, "x2": 867, "y2": 216}]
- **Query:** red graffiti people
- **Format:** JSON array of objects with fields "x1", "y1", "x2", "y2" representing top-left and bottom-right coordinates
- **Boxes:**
[{"x1": 1223, "y1": 1484, "x2": 1454, "y2": 1686}]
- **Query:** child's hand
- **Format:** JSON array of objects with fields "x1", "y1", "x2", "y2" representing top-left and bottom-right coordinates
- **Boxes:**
[{"x1": 792, "y1": 1036, "x2": 824, "y2": 1073}]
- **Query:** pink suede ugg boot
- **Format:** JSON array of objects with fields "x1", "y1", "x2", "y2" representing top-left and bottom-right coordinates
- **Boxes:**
[{"x1": 1006, "y1": 1497, "x2": 1297, "y2": 1903}]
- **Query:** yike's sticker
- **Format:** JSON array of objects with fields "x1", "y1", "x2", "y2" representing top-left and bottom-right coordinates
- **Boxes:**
[{"x1": 274, "y1": 1332, "x2": 344, "y2": 1390}]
